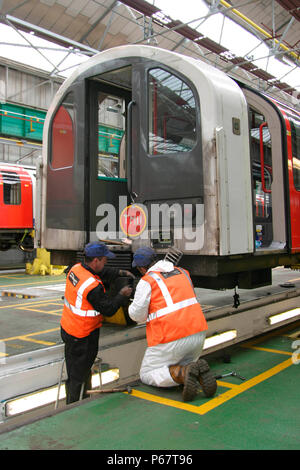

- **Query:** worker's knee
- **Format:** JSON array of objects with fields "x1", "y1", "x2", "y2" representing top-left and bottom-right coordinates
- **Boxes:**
[{"x1": 140, "y1": 365, "x2": 177, "y2": 388}]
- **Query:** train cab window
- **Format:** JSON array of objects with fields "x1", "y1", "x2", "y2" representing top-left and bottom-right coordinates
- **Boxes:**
[
  {"x1": 1, "y1": 171, "x2": 21, "y2": 205},
  {"x1": 290, "y1": 118, "x2": 300, "y2": 191},
  {"x1": 97, "y1": 92, "x2": 125, "y2": 179},
  {"x1": 148, "y1": 68, "x2": 197, "y2": 155},
  {"x1": 50, "y1": 93, "x2": 74, "y2": 170}
]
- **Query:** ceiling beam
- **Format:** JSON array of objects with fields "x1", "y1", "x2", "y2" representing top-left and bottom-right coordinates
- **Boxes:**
[{"x1": 1, "y1": 14, "x2": 99, "y2": 55}]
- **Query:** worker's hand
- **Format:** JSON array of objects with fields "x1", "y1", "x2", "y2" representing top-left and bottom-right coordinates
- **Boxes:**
[
  {"x1": 119, "y1": 270, "x2": 136, "y2": 279},
  {"x1": 119, "y1": 285, "x2": 133, "y2": 297}
]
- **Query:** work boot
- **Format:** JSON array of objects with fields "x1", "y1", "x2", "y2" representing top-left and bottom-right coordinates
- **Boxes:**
[
  {"x1": 196, "y1": 358, "x2": 217, "y2": 398},
  {"x1": 169, "y1": 364, "x2": 185, "y2": 384},
  {"x1": 169, "y1": 363, "x2": 199, "y2": 402}
]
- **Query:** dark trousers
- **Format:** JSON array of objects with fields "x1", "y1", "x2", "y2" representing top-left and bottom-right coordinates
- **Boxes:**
[{"x1": 61, "y1": 327, "x2": 100, "y2": 404}]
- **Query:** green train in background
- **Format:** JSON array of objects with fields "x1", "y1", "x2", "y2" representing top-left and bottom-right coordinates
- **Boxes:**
[{"x1": 0, "y1": 103, "x2": 124, "y2": 157}]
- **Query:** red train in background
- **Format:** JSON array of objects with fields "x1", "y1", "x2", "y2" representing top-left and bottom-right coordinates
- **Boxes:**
[{"x1": 0, "y1": 163, "x2": 36, "y2": 252}]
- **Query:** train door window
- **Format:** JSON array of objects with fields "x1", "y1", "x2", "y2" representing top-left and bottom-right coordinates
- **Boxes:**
[
  {"x1": 1, "y1": 171, "x2": 21, "y2": 205},
  {"x1": 50, "y1": 93, "x2": 74, "y2": 170},
  {"x1": 97, "y1": 92, "x2": 126, "y2": 179},
  {"x1": 249, "y1": 108, "x2": 273, "y2": 248},
  {"x1": 148, "y1": 68, "x2": 197, "y2": 155},
  {"x1": 290, "y1": 118, "x2": 300, "y2": 191}
]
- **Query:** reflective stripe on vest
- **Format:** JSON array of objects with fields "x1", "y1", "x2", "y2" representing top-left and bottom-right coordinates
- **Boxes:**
[
  {"x1": 61, "y1": 264, "x2": 105, "y2": 338},
  {"x1": 146, "y1": 271, "x2": 198, "y2": 322},
  {"x1": 64, "y1": 298, "x2": 100, "y2": 318},
  {"x1": 75, "y1": 277, "x2": 97, "y2": 310}
]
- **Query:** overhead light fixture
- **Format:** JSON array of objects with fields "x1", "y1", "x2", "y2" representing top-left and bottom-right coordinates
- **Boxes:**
[
  {"x1": 203, "y1": 330, "x2": 237, "y2": 350},
  {"x1": 5, "y1": 368, "x2": 119, "y2": 418},
  {"x1": 268, "y1": 308, "x2": 300, "y2": 325}
]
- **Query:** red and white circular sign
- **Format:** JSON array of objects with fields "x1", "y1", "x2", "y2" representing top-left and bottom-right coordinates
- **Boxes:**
[{"x1": 120, "y1": 204, "x2": 147, "y2": 238}]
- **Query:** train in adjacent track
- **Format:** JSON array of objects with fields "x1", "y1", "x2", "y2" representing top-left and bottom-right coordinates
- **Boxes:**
[{"x1": 0, "y1": 163, "x2": 36, "y2": 252}]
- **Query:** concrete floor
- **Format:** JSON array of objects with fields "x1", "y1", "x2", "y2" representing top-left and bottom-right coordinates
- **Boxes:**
[{"x1": 0, "y1": 319, "x2": 300, "y2": 450}]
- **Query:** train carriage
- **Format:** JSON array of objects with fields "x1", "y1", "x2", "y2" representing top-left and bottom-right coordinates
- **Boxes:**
[
  {"x1": 38, "y1": 45, "x2": 300, "y2": 289},
  {"x1": 0, "y1": 163, "x2": 35, "y2": 251}
]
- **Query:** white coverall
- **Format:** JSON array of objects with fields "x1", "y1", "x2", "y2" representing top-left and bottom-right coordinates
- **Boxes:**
[{"x1": 128, "y1": 260, "x2": 206, "y2": 388}]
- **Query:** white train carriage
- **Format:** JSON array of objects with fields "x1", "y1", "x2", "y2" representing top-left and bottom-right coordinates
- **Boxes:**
[{"x1": 39, "y1": 45, "x2": 300, "y2": 289}]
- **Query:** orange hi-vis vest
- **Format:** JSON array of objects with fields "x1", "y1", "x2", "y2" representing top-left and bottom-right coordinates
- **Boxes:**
[
  {"x1": 142, "y1": 267, "x2": 207, "y2": 347},
  {"x1": 61, "y1": 263, "x2": 105, "y2": 338}
]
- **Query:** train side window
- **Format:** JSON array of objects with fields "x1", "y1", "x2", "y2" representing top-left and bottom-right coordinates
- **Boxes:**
[
  {"x1": 148, "y1": 68, "x2": 197, "y2": 155},
  {"x1": 290, "y1": 118, "x2": 300, "y2": 191},
  {"x1": 1, "y1": 171, "x2": 21, "y2": 205},
  {"x1": 50, "y1": 93, "x2": 74, "y2": 170}
]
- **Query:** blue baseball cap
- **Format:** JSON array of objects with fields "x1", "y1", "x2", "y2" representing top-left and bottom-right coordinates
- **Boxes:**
[
  {"x1": 132, "y1": 247, "x2": 156, "y2": 268},
  {"x1": 84, "y1": 242, "x2": 116, "y2": 259}
]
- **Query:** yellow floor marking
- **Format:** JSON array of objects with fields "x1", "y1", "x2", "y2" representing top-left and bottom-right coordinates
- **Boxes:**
[
  {"x1": 127, "y1": 389, "x2": 204, "y2": 414},
  {"x1": 128, "y1": 357, "x2": 294, "y2": 415},
  {"x1": 244, "y1": 346, "x2": 292, "y2": 356},
  {"x1": 1, "y1": 327, "x2": 60, "y2": 343},
  {"x1": 0, "y1": 275, "x2": 28, "y2": 279},
  {"x1": 0, "y1": 298, "x2": 63, "y2": 310},
  {"x1": 0, "y1": 352, "x2": 8, "y2": 357},
  {"x1": 197, "y1": 357, "x2": 294, "y2": 415},
  {"x1": 15, "y1": 301, "x2": 63, "y2": 308},
  {"x1": 17, "y1": 305, "x2": 62, "y2": 316},
  {"x1": 0, "y1": 279, "x2": 65, "y2": 288},
  {"x1": 18, "y1": 336, "x2": 56, "y2": 346},
  {"x1": 216, "y1": 380, "x2": 240, "y2": 389}
]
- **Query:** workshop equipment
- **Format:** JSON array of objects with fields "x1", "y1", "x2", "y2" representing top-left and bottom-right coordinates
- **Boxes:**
[{"x1": 215, "y1": 371, "x2": 246, "y2": 381}]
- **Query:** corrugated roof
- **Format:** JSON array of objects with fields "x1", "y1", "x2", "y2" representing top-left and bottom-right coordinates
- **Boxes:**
[
  {"x1": 0, "y1": 0, "x2": 299, "y2": 105},
  {"x1": 276, "y1": 0, "x2": 300, "y2": 22}
]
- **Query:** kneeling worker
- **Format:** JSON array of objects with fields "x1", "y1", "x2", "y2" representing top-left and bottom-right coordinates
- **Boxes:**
[
  {"x1": 61, "y1": 241, "x2": 133, "y2": 404},
  {"x1": 128, "y1": 247, "x2": 217, "y2": 401}
]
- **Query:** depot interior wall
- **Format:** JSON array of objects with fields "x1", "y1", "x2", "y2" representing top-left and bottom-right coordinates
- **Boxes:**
[{"x1": 0, "y1": 61, "x2": 62, "y2": 166}]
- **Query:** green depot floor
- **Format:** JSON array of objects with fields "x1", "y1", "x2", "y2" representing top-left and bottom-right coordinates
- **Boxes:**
[{"x1": 0, "y1": 321, "x2": 300, "y2": 450}]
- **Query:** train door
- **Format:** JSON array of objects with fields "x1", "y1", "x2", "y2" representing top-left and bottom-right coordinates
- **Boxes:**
[
  {"x1": 87, "y1": 62, "x2": 203, "y2": 247},
  {"x1": 278, "y1": 105, "x2": 300, "y2": 251},
  {"x1": 88, "y1": 70, "x2": 131, "y2": 242},
  {"x1": 130, "y1": 66, "x2": 203, "y2": 216},
  {"x1": 243, "y1": 89, "x2": 287, "y2": 252},
  {"x1": 129, "y1": 64, "x2": 203, "y2": 250}
]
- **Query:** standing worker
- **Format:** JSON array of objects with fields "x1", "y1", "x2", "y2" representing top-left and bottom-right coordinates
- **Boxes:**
[
  {"x1": 128, "y1": 247, "x2": 217, "y2": 402},
  {"x1": 61, "y1": 241, "x2": 134, "y2": 404}
]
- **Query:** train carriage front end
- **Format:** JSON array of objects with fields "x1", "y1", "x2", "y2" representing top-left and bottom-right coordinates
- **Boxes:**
[{"x1": 40, "y1": 45, "x2": 299, "y2": 289}]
